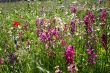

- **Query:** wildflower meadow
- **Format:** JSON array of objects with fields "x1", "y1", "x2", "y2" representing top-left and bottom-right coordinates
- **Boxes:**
[{"x1": 0, "y1": 0, "x2": 110, "y2": 73}]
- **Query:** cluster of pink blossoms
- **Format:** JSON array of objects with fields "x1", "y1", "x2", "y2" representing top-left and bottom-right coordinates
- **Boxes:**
[
  {"x1": 100, "y1": 9, "x2": 107, "y2": 23},
  {"x1": 70, "y1": 5, "x2": 77, "y2": 14},
  {"x1": 38, "y1": 28, "x2": 60, "y2": 43},
  {"x1": 101, "y1": 33, "x2": 107, "y2": 50},
  {"x1": 84, "y1": 11, "x2": 95, "y2": 33},
  {"x1": 65, "y1": 45, "x2": 78, "y2": 73},
  {"x1": 100, "y1": 9, "x2": 107, "y2": 50},
  {"x1": 87, "y1": 47, "x2": 97, "y2": 64},
  {"x1": 70, "y1": 20, "x2": 76, "y2": 34},
  {"x1": 65, "y1": 45, "x2": 76, "y2": 64}
]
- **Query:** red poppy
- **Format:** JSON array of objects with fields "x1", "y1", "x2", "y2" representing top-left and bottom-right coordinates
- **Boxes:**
[{"x1": 13, "y1": 21, "x2": 20, "y2": 28}]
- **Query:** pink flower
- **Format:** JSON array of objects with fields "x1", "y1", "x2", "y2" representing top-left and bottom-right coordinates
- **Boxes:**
[
  {"x1": 61, "y1": 39, "x2": 67, "y2": 48},
  {"x1": 50, "y1": 28, "x2": 59, "y2": 36},
  {"x1": 45, "y1": 44, "x2": 49, "y2": 49},
  {"x1": 100, "y1": 9, "x2": 107, "y2": 22},
  {"x1": 100, "y1": 9, "x2": 107, "y2": 28},
  {"x1": 87, "y1": 47, "x2": 97, "y2": 65},
  {"x1": 87, "y1": 48, "x2": 94, "y2": 55},
  {"x1": 101, "y1": 33, "x2": 107, "y2": 50},
  {"x1": 36, "y1": 18, "x2": 44, "y2": 25},
  {"x1": 84, "y1": 11, "x2": 95, "y2": 33},
  {"x1": 65, "y1": 45, "x2": 76, "y2": 64},
  {"x1": 0, "y1": 58, "x2": 4, "y2": 65},
  {"x1": 70, "y1": 5, "x2": 77, "y2": 14},
  {"x1": 67, "y1": 63, "x2": 78, "y2": 73},
  {"x1": 70, "y1": 20, "x2": 76, "y2": 33},
  {"x1": 39, "y1": 31, "x2": 52, "y2": 42},
  {"x1": 8, "y1": 53, "x2": 18, "y2": 64}
]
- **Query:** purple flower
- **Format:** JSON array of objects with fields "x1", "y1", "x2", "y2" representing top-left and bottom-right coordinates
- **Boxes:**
[
  {"x1": 65, "y1": 45, "x2": 76, "y2": 64},
  {"x1": 39, "y1": 32, "x2": 51, "y2": 42},
  {"x1": 39, "y1": 32, "x2": 47, "y2": 42},
  {"x1": 50, "y1": 28, "x2": 59, "y2": 36},
  {"x1": 100, "y1": 9, "x2": 107, "y2": 28},
  {"x1": 88, "y1": 57, "x2": 96, "y2": 64},
  {"x1": 36, "y1": 29, "x2": 43, "y2": 36},
  {"x1": 8, "y1": 53, "x2": 18, "y2": 64},
  {"x1": 87, "y1": 48, "x2": 97, "y2": 65},
  {"x1": 39, "y1": 28, "x2": 60, "y2": 43},
  {"x1": 100, "y1": 9, "x2": 107, "y2": 22},
  {"x1": 87, "y1": 48, "x2": 94, "y2": 55},
  {"x1": 61, "y1": 39, "x2": 67, "y2": 48},
  {"x1": 101, "y1": 33, "x2": 107, "y2": 50},
  {"x1": 70, "y1": 5, "x2": 77, "y2": 14},
  {"x1": 84, "y1": 11, "x2": 95, "y2": 25},
  {"x1": 88, "y1": 11, "x2": 95, "y2": 24},
  {"x1": 70, "y1": 20, "x2": 76, "y2": 33},
  {"x1": 39, "y1": 30, "x2": 53, "y2": 42},
  {"x1": 49, "y1": 28, "x2": 60, "y2": 40},
  {"x1": 67, "y1": 63, "x2": 78, "y2": 73},
  {"x1": 36, "y1": 18, "x2": 44, "y2": 25},
  {"x1": 84, "y1": 11, "x2": 95, "y2": 33}
]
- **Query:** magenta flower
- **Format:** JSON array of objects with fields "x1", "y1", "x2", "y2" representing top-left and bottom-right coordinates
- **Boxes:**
[
  {"x1": 39, "y1": 28, "x2": 60, "y2": 43},
  {"x1": 101, "y1": 33, "x2": 107, "y2": 50},
  {"x1": 87, "y1": 11, "x2": 95, "y2": 24},
  {"x1": 70, "y1": 20, "x2": 76, "y2": 33},
  {"x1": 50, "y1": 28, "x2": 59, "y2": 36},
  {"x1": 84, "y1": 11, "x2": 95, "y2": 33},
  {"x1": 36, "y1": 29, "x2": 43, "y2": 36},
  {"x1": 88, "y1": 57, "x2": 96, "y2": 64},
  {"x1": 67, "y1": 63, "x2": 78, "y2": 73},
  {"x1": 39, "y1": 32, "x2": 47, "y2": 42},
  {"x1": 39, "y1": 31, "x2": 52, "y2": 42},
  {"x1": 100, "y1": 9, "x2": 107, "y2": 22},
  {"x1": 8, "y1": 53, "x2": 18, "y2": 64},
  {"x1": 100, "y1": 9, "x2": 107, "y2": 28},
  {"x1": 61, "y1": 39, "x2": 67, "y2": 48},
  {"x1": 49, "y1": 28, "x2": 60, "y2": 40},
  {"x1": 87, "y1": 48, "x2": 94, "y2": 55},
  {"x1": 36, "y1": 18, "x2": 44, "y2": 25},
  {"x1": 65, "y1": 45, "x2": 76, "y2": 64},
  {"x1": 70, "y1": 5, "x2": 77, "y2": 14},
  {"x1": 87, "y1": 48, "x2": 97, "y2": 65}
]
